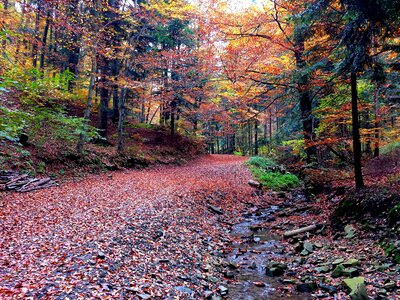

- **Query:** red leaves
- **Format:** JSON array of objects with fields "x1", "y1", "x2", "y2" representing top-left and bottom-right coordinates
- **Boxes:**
[{"x1": 0, "y1": 155, "x2": 260, "y2": 299}]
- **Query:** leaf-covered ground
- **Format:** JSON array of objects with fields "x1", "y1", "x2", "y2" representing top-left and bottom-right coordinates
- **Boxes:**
[{"x1": 0, "y1": 155, "x2": 264, "y2": 299}]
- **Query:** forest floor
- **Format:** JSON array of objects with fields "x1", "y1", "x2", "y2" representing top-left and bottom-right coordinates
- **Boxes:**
[{"x1": 0, "y1": 155, "x2": 399, "y2": 299}]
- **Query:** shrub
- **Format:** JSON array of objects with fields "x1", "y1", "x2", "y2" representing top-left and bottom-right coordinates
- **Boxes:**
[
  {"x1": 246, "y1": 156, "x2": 277, "y2": 170},
  {"x1": 246, "y1": 156, "x2": 300, "y2": 190},
  {"x1": 250, "y1": 168, "x2": 299, "y2": 190}
]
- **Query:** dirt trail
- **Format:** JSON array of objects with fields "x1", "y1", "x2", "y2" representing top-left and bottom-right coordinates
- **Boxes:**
[{"x1": 1, "y1": 155, "x2": 272, "y2": 299}]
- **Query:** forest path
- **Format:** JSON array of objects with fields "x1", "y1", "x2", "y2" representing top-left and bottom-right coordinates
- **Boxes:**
[{"x1": 1, "y1": 155, "x2": 263, "y2": 299}]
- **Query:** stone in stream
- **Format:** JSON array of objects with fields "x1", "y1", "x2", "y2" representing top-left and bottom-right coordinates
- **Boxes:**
[
  {"x1": 266, "y1": 267, "x2": 284, "y2": 277},
  {"x1": 343, "y1": 258, "x2": 360, "y2": 267},
  {"x1": 204, "y1": 291, "x2": 214, "y2": 299},
  {"x1": 303, "y1": 242, "x2": 314, "y2": 253},
  {"x1": 250, "y1": 224, "x2": 263, "y2": 231},
  {"x1": 383, "y1": 281, "x2": 396, "y2": 290},
  {"x1": 224, "y1": 270, "x2": 235, "y2": 279},
  {"x1": 296, "y1": 282, "x2": 318, "y2": 293},
  {"x1": 174, "y1": 286, "x2": 194, "y2": 294},
  {"x1": 342, "y1": 277, "x2": 368, "y2": 300},
  {"x1": 249, "y1": 261, "x2": 257, "y2": 269},
  {"x1": 138, "y1": 294, "x2": 152, "y2": 300},
  {"x1": 208, "y1": 205, "x2": 224, "y2": 215},
  {"x1": 315, "y1": 266, "x2": 330, "y2": 274},
  {"x1": 266, "y1": 261, "x2": 287, "y2": 276},
  {"x1": 97, "y1": 251, "x2": 106, "y2": 259},
  {"x1": 332, "y1": 258, "x2": 345, "y2": 265},
  {"x1": 332, "y1": 264, "x2": 345, "y2": 278},
  {"x1": 319, "y1": 283, "x2": 338, "y2": 294},
  {"x1": 228, "y1": 262, "x2": 239, "y2": 269},
  {"x1": 343, "y1": 267, "x2": 360, "y2": 277},
  {"x1": 218, "y1": 285, "x2": 228, "y2": 295}
]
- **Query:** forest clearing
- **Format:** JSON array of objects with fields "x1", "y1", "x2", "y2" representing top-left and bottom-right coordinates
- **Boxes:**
[{"x1": 1, "y1": 0, "x2": 399, "y2": 299}]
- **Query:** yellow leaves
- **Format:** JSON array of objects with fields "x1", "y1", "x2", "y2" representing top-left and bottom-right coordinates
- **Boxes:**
[{"x1": 144, "y1": 0, "x2": 196, "y2": 20}]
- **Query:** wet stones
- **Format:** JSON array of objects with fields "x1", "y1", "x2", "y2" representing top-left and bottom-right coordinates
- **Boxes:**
[{"x1": 266, "y1": 261, "x2": 287, "y2": 277}]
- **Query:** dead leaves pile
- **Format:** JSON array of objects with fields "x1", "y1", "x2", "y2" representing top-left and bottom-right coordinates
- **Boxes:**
[{"x1": 0, "y1": 155, "x2": 261, "y2": 299}]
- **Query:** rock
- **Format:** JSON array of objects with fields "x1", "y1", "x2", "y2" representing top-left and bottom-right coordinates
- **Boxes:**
[
  {"x1": 207, "y1": 276, "x2": 219, "y2": 283},
  {"x1": 248, "y1": 180, "x2": 262, "y2": 188},
  {"x1": 97, "y1": 251, "x2": 106, "y2": 259},
  {"x1": 175, "y1": 286, "x2": 194, "y2": 294},
  {"x1": 253, "y1": 282, "x2": 266, "y2": 287},
  {"x1": 301, "y1": 249, "x2": 310, "y2": 256},
  {"x1": 296, "y1": 282, "x2": 318, "y2": 293},
  {"x1": 343, "y1": 258, "x2": 360, "y2": 267},
  {"x1": 304, "y1": 242, "x2": 314, "y2": 253},
  {"x1": 253, "y1": 237, "x2": 261, "y2": 243},
  {"x1": 208, "y1": 205, "x2": 224, "y2": 215},
  {"x1": 383, "y1": 281, "x2": 396, "y2": 290},
  {"x1": 315, "y1": 266, "x2": 330, "y2": 273},
  {"x1": 249, "y1": 261, "x2": 257, "y2": 269},
  {"x1": 294, "y1": 243, "x2": 303, "y2": 253},
  {"x1": 266, "y1": 267, "x2": 284, "y2": 277},
  {"x1": 218, "y1": 285, "x2": 228, "y2": 295},
  {"x1": 229, "y1": 262, "x2": 239, "y2": 269},
  {"x1": 224, "y1": 271, "x2": 235, "y2": 279},
  {"x1": 204, "y1": 291, "x2": 214, "y2": 299},
  {"x1": 344, "y1": 224, "x2": 356, "y2": 238},
  {"x1": 343, "y1": 267, "x2": 360, "y2": 277},
  {"x1": 332, "y1": 258, "x2": 344, "y2": 265},
  {"x1": 250, "y1": 224, "x2": 262, "y2": 231},
  {"x1": 332, "y1": 264, "x2": 345, "y2": 278},
  {"x1": 138, "y1": 294, "x2": 152, "y2": 300},
  {"x1": 350, "y1": 283, "x2": 369, "y2": 300},
  {"x1": 282, "y1": 279, "x2": 296, "y2": 284},
  {"x1": 342, "y1": 277, "x2": 366, "y2": 293},
  {"x1": 319, "y1": 283, "x2": 338, "y2": 294},
  {"x1": 314, "y1": 242, "x2": 323, "y2": 248}
]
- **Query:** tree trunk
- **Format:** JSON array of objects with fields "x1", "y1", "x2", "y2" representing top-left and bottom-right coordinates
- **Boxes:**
[
  {"x1": 77, "y1": 50, "x2": 97, "y2": 153},
  {"x1": 351, "y1": 71, "x2": 364, "y2": 189},
  {"x1": 247, "y1": 121, "x2": 252, "y2": 156},
  {"x1": 117, "y1": 88, "x2": 126, "y2": 152},
  {"x1": 294, "y1": 35, "x2": 317, "y2": 163},
  {"x1": 170, "y1": 100, "x2": 177, "y2": 144},
  {"x1": 254, "y1": 120, "x2": 259, "y2": 156},
  {"x1": 373, "y1": 87, "x2": 380, "y2": 157},
  {"x1": 32, "y1": 0, "x2": 42, "y2": 68},
  {"x1": 99, "y1": 57, "x2": 110, "y2": 139},
  {"x1": 39, "y1": 9, "x2": 51, "y2": 70}
]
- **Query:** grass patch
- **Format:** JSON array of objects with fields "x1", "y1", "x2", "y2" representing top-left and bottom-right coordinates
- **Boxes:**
[
  {"x1": 246, "y1": 156, "x2": 299, "y2": 190},
  {"x1": 381, "y1": 141, "x2": 400, "y2": 155},
  {"x1": 246, "y1": 156, "x2": 277, "y2": 170}
]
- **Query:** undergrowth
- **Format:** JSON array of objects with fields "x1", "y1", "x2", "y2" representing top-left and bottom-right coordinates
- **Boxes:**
[{"x1": 246, "y1": 156, "x2": 299, "y2": 190}]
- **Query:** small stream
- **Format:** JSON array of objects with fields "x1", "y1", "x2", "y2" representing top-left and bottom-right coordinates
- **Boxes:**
[{"x1": 226, "y1": 206, "x2": 309, "y2": 300}]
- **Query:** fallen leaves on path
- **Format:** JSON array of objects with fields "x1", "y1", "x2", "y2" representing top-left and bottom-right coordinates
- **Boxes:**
[{"x1": 0, "y1": 155, "x2": 265, "y2": 299}]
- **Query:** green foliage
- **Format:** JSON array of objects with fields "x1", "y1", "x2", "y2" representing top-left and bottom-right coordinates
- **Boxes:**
[
  {"x1": 388, "y1": 204, "x2": 400, "y2": 228},
  {"x1": 0, "y1": 107, "x2": 27, "y2": 141},
  {"x1": 379, "y1": 240, "x2": 400, "y2": 264},
  {"x1": 0, "y1": 106, "x2": 98, "y2": 145},
  {"x1": 282, "y1": 139, "x2": 307, "y2": 160},
  {"x1": 246, "y1": 156, "x2": 277, "y2": 170},
  {"x1": 1, "y1": 66, "x2": 76, "y2": 102},
  {"x1": 246, "y1": 156, "x2": 299, "y2": 190},
  {"x1": 250, "y1": 167, "x2": 299, "y2": 190},
  {"x1": 381, "y1": 141, "x2": 400, "y2": 155}
]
